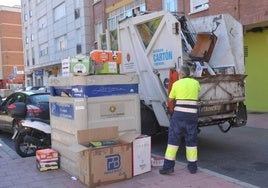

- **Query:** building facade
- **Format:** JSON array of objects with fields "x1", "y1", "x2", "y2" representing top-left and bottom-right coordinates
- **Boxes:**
[
  {"x1": 0, "y1": 5, "x2": 24, "y2": 90},
  {"x1": 21, "y1": 0, "x2": 91, "y2": 87}
]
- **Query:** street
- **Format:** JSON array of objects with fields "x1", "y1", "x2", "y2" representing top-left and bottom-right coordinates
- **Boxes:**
[{"x1": 0, "y1": 113, "x2": 267, "y2": 188}]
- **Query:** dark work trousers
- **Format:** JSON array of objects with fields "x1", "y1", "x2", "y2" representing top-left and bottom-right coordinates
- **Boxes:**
[{"x1": 163, "y1": 111, "x2": 198, "y2": 169}]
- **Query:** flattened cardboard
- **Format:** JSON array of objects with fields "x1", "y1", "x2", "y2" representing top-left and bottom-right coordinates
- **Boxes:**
[{"x1": 76, "y1": 126, "x2": 118, "y2": 148}]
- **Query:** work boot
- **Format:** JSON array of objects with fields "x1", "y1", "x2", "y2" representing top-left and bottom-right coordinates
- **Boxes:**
[
  {"x1": 159, "y1": 168, "x2": 174, "y2": 175},
  {"x1": 159, "y1": 159, "x2": 175, "y2": 175},
  {"x1": 187, "y1": 161, "x2": 197, "y2": 174}
]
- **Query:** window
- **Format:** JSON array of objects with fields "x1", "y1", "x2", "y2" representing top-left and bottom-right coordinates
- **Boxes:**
[
  {"x1": 163, "y1": 0, "x2": 178, "y2": 12},
  {"x1": 39, "y1": 43, "x2": 48, "y2": 57},
  {"x1": 190, "y1": 0, "x2": 209, "y2": 13},
  {"x1": 76, "y1": 44, "x2": 82, "y2": 54},
  {"x1": 107, "y1": 0, "x2": 146, "y2": 30},
  {"x1": 56, "y1": 35, "x2": 67, "y2": 51},
  {"x1": 95, "y1": 22, "x2": 103, "y2": 42},
  {"x1": 38, "y1": 16, "x2": 47, "y2": 30},
  {"x1": 31, "y1": 34, "x2": 34, "y2": 41},
  {"x1": 29, "y1": 10, "x2": 33, "y2": 17},
  {"x1": 93, "y1": 0, "x2": 101, "y2": 4},
  {"x1": 26, "y1": 50, "x2": 29, "y2": 66},
  {"x1": 25, "y1": 36, "x2": 29, "y2": 44},
  {"x1": 32, "y1": 47, "x2": 35, "y2": 65},
  {"x1": 74, "y1": 0, "x2": 80, "y2": 19},
  {"x1": 54, "y1": 3, "x2": 66, "y2": 22},
  {"x1": 76, "y1": 29, "x2": 82, "y2": 54},
  {"x1": 74, "y1": 8, "x2": 80, "y2": 19},
  {"x1": 24, "y1": 13, "x2": 28, "y2": 21}
]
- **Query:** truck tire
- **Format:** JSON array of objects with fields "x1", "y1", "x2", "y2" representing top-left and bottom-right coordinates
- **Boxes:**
[{"x1": 140, "y1": 102, "x2": 161, "y2": 135}]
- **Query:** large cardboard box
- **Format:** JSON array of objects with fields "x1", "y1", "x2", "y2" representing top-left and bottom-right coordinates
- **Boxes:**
[{"x1": 71, "y1": 127, "x2": 139, "y2": 187}]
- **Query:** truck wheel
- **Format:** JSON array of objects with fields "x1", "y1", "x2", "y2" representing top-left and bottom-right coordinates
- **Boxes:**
[{"x1": 140, "y1": 102, "x2": 161, "y2": 135}]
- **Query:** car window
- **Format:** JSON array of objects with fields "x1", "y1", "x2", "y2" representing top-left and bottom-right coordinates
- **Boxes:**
[
  {"x1": 17, "y1": 93, "x2": 26, "y2": 102},
  {"x1": 3, "y1": 94, "x2": 17, "y2": 106},
  {"x1": 1, "y1": 93, "x2": 23, "y2": 111},
  {"x1": 28, "y1": 94, "x2": 49, "y2": 105}
]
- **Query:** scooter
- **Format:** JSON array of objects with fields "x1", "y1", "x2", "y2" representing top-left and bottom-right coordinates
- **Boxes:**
[
  {"x1": 7, "y1": 102, "x2": 51, "y2": 157},
  {"x1": 14, "y1": 119, "x2": 51, "y2": 157}
]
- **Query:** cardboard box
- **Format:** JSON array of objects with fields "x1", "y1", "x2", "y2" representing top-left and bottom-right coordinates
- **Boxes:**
[
  {"x1": 36, "y1": 160, "x2": 59, "y2": 172},
  {"x1": 119, "y1": 134, "x2": 151, "y2": 176},
  {"x1": 71, "y1": 127, "x2": 139, "y2": 187},
  {"x1": 36, "y1": 149, "x2": 59, "y2": 161},
  {"x1": 36, "y1": 149, "x2": 59, "y2": 171},
  {"x1": 90, "y1": 50, "x2": 122, "y2": 64},
  {"x1": 132, "y1": 135, "x2": 151, "y2": 176},
  {"x1": 94, "y1": 62, "x2": 119, "y2": 74},
  {"x1": 70, "y1": 55, "x2": 92, "y2": 76},
  {"x1": 151, "y1": 156, "x2": 164, "y2": 167}
]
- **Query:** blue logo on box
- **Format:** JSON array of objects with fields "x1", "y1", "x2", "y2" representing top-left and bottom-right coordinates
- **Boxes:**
[
  {"x1": 50, "y1": 102, "x2": 74, "y2": 119},
  {"x1": 106, "y1": 154, "x2": 121, "y2": 170}
]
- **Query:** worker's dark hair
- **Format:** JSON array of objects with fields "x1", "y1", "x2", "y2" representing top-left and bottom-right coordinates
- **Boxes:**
[{"x1": 178, "y1": 65, "x2": 190, "y2": 77}]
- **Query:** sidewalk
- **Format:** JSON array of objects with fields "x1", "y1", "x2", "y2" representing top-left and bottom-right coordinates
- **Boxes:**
[
  {"x1": 0, "y1": 142, "x2": 258, "y2": 188},
  {"x1": 247, "y1": 112, "x2": 268, "y2": 129}
]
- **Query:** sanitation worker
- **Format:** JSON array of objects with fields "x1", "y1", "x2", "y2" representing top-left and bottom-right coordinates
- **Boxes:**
[{"x1": 159, "y1": 65, "x2": 200, "y2": 174}]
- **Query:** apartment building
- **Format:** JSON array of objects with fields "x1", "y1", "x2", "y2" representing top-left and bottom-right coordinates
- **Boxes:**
[
  {"x1": 0, "y1": 5, "x2": 24, "y2": 90},
  {"x1": 21, "y1": 0, "x2": 91, "y2": 87}
]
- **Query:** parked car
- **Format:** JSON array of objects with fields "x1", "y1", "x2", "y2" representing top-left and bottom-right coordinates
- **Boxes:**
[
  {"x1": 0, "y1": 91, "x2": 50, "y2": 134},
  {"x1": 25, "y1": 86, "x2": 42, "y2": 91},
  {"x1": 38, "y1": 86, "x2": 50, "y2": 93}
]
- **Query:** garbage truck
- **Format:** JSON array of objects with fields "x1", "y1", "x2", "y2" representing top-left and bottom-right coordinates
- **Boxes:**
[{"x1": 103, "y1": 11, "x2": 247, "y2": 135}]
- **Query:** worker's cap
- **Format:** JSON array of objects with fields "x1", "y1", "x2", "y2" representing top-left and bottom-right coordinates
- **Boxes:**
[{"x1": 178, "y1": 65, "x2": 190, "y2": 77}]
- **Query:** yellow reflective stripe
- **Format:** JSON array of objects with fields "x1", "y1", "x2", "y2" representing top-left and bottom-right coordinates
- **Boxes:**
[
  {"x1": 176, "y1": 100, "x2": 198, "y2": 105},
  {"x1": 165, "y1": 144, "x2": 179, "y2": 160},
  {"x1": 174, "y1": 106, "x2": 197, "y2": 113},
  {"x1": 186, "y1": 146, "x2": 198, "y2": 162}
]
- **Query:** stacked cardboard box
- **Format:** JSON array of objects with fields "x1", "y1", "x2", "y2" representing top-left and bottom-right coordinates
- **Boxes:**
[
  {"x1": 49, "y1": 51, "x2": 142, "y2": 181},
  {"x1": 36, "y1": 149, "x2": 59, "y2": 172},
  {"x1": 48, "y1": 74, "x2": 141, "y2": 177}
]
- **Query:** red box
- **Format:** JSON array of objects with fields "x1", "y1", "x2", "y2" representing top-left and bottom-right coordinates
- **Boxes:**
[
  {"x1": 36, "y1": 149, "x2": 59, "y2": 171},
  {"x1": 90, "y1": 50, "x2": 122, "y2": 64},
  {"x1": 36, "y1": 149, "x2": 58, "y2": 162}
]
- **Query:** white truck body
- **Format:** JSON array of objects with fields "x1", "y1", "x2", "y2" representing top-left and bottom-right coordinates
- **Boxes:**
[{"x1": 113, "y1": 11, "x2": 247, "y2": 134}]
